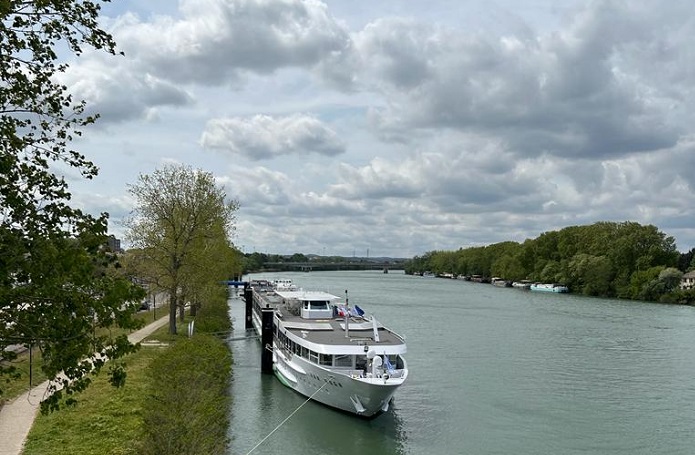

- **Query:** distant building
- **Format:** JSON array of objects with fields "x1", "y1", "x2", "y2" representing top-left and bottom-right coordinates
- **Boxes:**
[
  {"x1": 680, "y1": 270, "x2": 695, "y2": 290},
  {"x1": 107, "y1": 235, "x2": 123, "y2": 253}
]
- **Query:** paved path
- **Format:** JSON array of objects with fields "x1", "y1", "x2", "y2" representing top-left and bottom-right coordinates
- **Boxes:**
[{"x1": 0, "y1": 316, "x2": 169, "y2": 455}]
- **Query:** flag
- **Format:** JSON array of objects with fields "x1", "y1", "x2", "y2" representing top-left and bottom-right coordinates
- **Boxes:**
[
  {"x1": 354, "y1": 305, "x2": 365, "y2": 317},
  {"x1": 383, "y1": 355, "x2": 395, "y2": 373}
]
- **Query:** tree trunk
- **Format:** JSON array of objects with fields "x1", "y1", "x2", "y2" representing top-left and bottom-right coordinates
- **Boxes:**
[{"x1": 168, "y1": 288, "x2": 177, "y2": 335}]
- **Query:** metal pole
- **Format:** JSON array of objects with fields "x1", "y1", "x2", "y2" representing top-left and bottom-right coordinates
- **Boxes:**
[
  {"x1": 344, "y1": 290, "x2": 349, "y2": 338},
  {"x1": 29, "y1": 343, "x2": 33, "y2": 389}
]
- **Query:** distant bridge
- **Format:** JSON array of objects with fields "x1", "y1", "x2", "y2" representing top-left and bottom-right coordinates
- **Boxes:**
[{"x1": 256, "y1": 261, "x2": 405, "y2": 272}]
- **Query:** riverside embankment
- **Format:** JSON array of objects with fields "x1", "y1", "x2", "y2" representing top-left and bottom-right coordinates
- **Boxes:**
[{"x1": 0, "y1": 316, "x2": 169, "y2": 455}]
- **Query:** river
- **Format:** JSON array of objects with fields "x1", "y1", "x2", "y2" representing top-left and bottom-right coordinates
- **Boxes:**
[{"x1": 227, "y1": 270, "x2": 695, "y2": 455}]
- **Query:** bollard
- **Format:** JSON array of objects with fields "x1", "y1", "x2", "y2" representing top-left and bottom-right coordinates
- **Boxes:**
[
  {"x1": 244, "y1": 285, "x2": 253, "y2": 330},
  {"x1": 261, "y1": 308, "x2": 274, "y2": 374}
]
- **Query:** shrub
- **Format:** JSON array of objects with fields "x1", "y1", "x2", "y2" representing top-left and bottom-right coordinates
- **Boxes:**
[
  {"x1": 140, "y1": 335, "x2": 232, "y2": 455},
  {"x1": 193, "y1": 286, "x2": 232, "y2": 335}
]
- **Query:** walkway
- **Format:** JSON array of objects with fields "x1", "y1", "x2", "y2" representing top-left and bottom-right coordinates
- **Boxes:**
[{"x1": 0, "y1": 315, "x2": 169, "y2": 455}]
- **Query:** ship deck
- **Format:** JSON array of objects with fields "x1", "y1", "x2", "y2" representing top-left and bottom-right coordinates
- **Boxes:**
[{"x1": 253, "y1": 289, "x2": 406, "y2": 348}]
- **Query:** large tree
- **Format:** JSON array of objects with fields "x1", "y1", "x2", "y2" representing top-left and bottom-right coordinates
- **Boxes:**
[
  {"x1": 125, "y1": 164, "x2": 239, "y2": 335},
  {"x1": 0, "y1": 1, "x2": 145, "y2": 411}
]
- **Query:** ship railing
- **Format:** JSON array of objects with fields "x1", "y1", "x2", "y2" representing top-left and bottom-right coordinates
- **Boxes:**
[{"x1": 385, "y1": 369, "x2": 404, "y2": 379}]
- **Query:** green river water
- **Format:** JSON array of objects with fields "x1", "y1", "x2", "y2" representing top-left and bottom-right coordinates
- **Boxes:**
[{"x1": 227, "y1": 270, "x2": 695, "y2": 455}]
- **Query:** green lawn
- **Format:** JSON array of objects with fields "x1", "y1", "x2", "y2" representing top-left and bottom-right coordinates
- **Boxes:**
[
  {"x1": 1, "y1": 305, "x2": 210, "y2": 454},
  {"x1": 21, "y1": 313, "x2": 198, "y2": 454},
  {"x1": 22, "y1": 345, "x2": 162, "y2": 455},
  {"x1": 1, "y1": 306, "x2": 165, "y2": 404},
  {"x1": 1, "y1": 347, "x2": 48, "y2": 404}
]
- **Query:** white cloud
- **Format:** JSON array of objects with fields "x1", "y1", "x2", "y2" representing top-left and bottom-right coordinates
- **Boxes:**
[
  {"x1": 60, "y1": 55, "x2": 193, "y2": 124},
  {"x1": 200, "y1": 114, "x2": 345, "y2": 160},
  {"x1": 326, "y1": 0, "x2": 690, "y2": 164},
  {"x1": 113, "y1": 0, "x2": 350, "y2": 84}
]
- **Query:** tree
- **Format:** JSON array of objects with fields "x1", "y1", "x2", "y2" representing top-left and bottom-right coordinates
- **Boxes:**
[
  {"x1": 179, "y1": 219, "x2": 239, "y2": 318},
  {"x1": 1, "y1": 1, "x2": 144, "y2": 410},
  {"x1": 1, "y1": 1, "x2": 118, "y2": 230},
  {"x1": 125, "y1": 164, "x2": 239, "y2": 335},
  {"x1": 658, "y1": 267, "x2": 683, "y2": 293},
  {"x1": 567, "y1": 253, "x2": 613, "y2": 296}
]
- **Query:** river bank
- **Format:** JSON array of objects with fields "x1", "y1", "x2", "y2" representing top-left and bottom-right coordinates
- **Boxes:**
[{"x1": 0, "y1": 315, "x2": 169, "y2": 455}]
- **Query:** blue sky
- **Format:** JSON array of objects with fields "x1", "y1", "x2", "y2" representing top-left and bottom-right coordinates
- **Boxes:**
[{"x1": 60, "y1": 0, "x2": 695, "y2": 257}]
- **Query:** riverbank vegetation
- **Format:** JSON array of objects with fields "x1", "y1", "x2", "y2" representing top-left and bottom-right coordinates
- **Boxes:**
[
  {"x1": 0, "y1": 308, "x2": 165, "y2": 406},
  {"x1": 1, "y1": 2, "x2": 239, "y2": 450},
  {"x1": 0, "y1": 0, "x2": 147, "y2": 407},
  {"x1": 23, "y1": 292, "x2": 233, "y2": 455},
  {"x1": 405, "y1": 221, "x2": 695, "y2": 304},
  {"x1": 124, "y1": 164, "x2": 241, "y2": 335}
]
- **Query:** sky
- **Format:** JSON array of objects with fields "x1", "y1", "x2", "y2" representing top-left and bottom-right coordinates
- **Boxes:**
[{"x1": 59, "y1": 0, "x2": 695, "y2": 258}]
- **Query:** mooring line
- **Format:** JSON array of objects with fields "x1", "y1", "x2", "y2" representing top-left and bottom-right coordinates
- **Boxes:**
[{"x1": 245, "y1": 377, "x2": 332, "y2": 455}]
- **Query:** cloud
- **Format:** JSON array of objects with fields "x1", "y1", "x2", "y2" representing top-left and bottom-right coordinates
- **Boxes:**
[
  {"x1": 59, "y1": 0, "x2": 350, "y2": 125},
  {"x1": 200, "y1": 114, "x2": 345, "y2": 159},
  {"x1": 60, "y1": 55, "x2": 193, "y2": 124},
  {"x1": 113, "y1": 0, "x2": 350, "y2": 85},
  {"x1": 325, "y1": 1, "x2": 691, "y2": 162}
]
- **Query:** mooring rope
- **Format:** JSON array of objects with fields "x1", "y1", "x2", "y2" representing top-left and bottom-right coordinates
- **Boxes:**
[{"x1": 245, "y1": 377, "x2": 332, "y2": 455}]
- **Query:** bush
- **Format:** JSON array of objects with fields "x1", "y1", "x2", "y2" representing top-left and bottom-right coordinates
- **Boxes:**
[
  {"x1": 661, "y1": 289, "x2": 695, "y2": 305},
  {"x1": 193, "y1": 286, "x2": 232, "y2": 335},
  {"x1": 140, "y1": 335, "x2": 232, "y2": 455}
]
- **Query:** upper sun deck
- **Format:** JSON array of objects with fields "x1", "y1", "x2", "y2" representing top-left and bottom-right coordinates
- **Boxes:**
[{"x1": 252, "y1": 287, "x2": 406, "y2": 354}]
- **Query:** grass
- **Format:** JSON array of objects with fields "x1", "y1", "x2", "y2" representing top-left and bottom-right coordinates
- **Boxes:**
[
  {"x1": 20, "y1": 311, "x2": 199, "y2": 454},
  {"x1": 0, "y1": 347, "x2": 49, "y2": 405},
  {"x1": 5, "y1": 302, "x2": 227, "y2": 455},
  {"x1": 0, "y1": 306, "x2": 170, "y2": 404},
  {"x1": 22, "y1": 346, "x2": 162, "y2": 455}
]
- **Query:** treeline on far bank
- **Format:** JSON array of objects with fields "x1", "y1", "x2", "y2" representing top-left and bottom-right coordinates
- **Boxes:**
[{"x1": 405, "y1": 221, "x2": 695, "y2": 304}]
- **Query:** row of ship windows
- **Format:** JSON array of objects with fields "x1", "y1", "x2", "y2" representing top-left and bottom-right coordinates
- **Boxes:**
[
  {"x1": 277, "y1": 330, "x2": 399, "y2": 368},
  {"x1": 277, "y1": 330, "x2": 353, "y2": 366}
]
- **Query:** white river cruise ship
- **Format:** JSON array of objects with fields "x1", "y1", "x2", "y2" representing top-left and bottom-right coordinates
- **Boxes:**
[{"x1": 250, "y1": 281, "x2": 408, "y2": 418}]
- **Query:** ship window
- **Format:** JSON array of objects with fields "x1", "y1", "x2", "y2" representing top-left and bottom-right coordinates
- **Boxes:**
[
  {"x1": 334, "y1": 355, "x2": 353, "y2": 368},
  {"x1": 310, "y1": 301, "x2": 329, "y2": 310},
  {"x1": 319, "y1": 354, "x2": 332, "y2": 366},
  {"x1": 301, "y1": 346, "x2": 308, "y2": 358},
  {"x1": 309, "y1": 350, "x2": 319, "y2": 364}
]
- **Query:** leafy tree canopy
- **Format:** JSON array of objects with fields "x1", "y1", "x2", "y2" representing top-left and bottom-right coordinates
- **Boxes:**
[
  {"x1": 125, "y1": 164, "x2": 240, "y2": 334},
  {"x1": 1, "y1": 0, "x2": 143, "y2": 411},
  {"x1": 405, "y1": 221, "x2": 681, "y2": 302}
]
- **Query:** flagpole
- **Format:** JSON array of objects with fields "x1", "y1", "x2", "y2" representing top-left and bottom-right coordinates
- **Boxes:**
[{"x1": 344, "y1": 289, "x2": 349, "y2": 338}]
